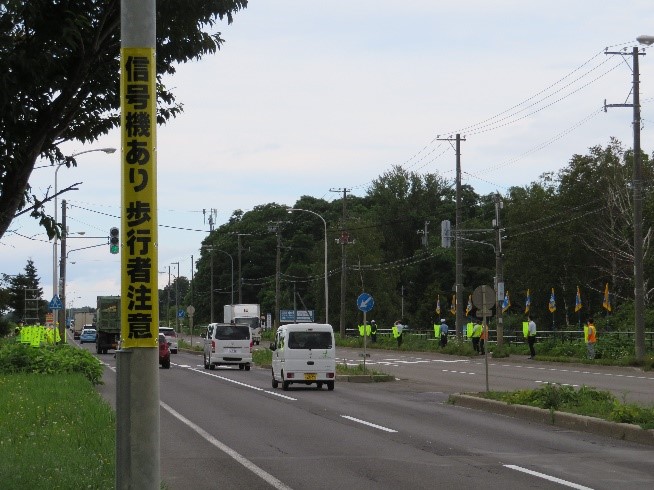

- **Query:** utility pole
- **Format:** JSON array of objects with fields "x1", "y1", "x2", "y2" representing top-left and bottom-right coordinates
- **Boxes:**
[
  {"x1": 167, "y1": 266, "x2": 171, "y2": 328},
  {"x1": 493, "y1": 193, "x2": 504, "y2": 348},
  {"x1": 604, "y1": 46, "x2": 646, "y2": 361},
  {"x1": 437, "y1": 134, "x2": 465, "y2": 338},
  {"x1": 330, "y1": 188, "x2": 351, "y2": 338},
  {"x1": 172, "y1": 262, "x2": 180, "y2": 334},
  {"x1": 59, "y1": 199, "x2": 67, "y2": 343},
  {"x1": 417, "y1": 221, "x2": 430, "y2": 247},
  {"x1": 232, "y1": 232, "x2": 252, "y2": 304},
  {"x1": 268, "y1": 223, "x2": 284, "y2": 330}
]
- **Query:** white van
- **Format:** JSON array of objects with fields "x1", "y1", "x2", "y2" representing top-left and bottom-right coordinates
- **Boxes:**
[
  {"x1": 203, "y1": 323, "x2": 252, "y2": 371},
  {"x1": 270, "y1": 323, "x2": 336, "y2": 390}
]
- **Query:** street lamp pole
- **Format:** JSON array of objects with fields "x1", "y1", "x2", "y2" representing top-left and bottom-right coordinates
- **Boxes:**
[
  {"x1": 52, "y1": 147, "x2": 115, "y2": 337},
  {"x1": 288, "y1": 208, "x2": 329, "y2": 324},
  {"x1": 172, "y1": 262, "x2": 180, "y2": 333}
]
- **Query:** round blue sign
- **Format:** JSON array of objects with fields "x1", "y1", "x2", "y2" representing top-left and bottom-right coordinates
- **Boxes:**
[{"x1": 357, "y1": 293, "x2": 374, "y2": 312}]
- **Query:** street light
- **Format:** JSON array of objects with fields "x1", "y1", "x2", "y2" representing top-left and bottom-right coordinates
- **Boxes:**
[
  {"x1": 287, "y1": 208, "x2": 329, "y2": 324},
  {"x1": 52, "y1": 147, "x2": 116, "y2": 339}
]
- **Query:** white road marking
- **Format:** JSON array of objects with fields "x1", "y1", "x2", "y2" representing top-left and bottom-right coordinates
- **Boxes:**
[
  {"x1": 187, "y1": 366, "x2": 297, "y2": 401},
  {"x1": 535, "y1": 380, "x2": 579, "y2": 387},
  {"x1": 504, "y1": 464, "x2": 593, "y2": 490},
  {"x1": 341, "y1": 415, "x2": 398, "y2": 433},
  {"x1": 161, "y1": 401, "x2": 293, "y2": 490}
]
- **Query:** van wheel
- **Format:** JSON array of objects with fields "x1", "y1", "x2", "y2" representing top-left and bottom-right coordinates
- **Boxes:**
[
  {"x1": 209, "y1": 364, "x2": 215, "y2": 370},
  {"x1": 327, "y1": 381, "x2": 334, "y2": 391},
  {"x1": 203, "y1": 355, "x2": 209, "y2": 369},
  {"x1": 271, "y1": 370, "x2": 278, "y2": 389},
  {"x1": 317, "y1": 382, "x2": 323, "y2": 389},
  {"x1": 283, "y1": 380, "x2": 290, "y2": 391},
  {"x1": 239, "y1": 364, "x2": 245, "y2": 370},
  {"x1": 245, "y1": 364, "x2": 251, "y2": 371}
]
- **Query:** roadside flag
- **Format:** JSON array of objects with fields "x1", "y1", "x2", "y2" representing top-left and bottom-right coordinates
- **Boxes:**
[
  {"x1": 502, "y1": 292, "x2": 511, "y2": 313},
  {"x1": 574, "y1": 286, "x2": 582, "y2": 312},
  {"x1": 548, "y1": 288, "x2": 556, "y2": 313},
  {"x1": 436, "y1": 295, "x2": 441, "y2": 316},
  {"x1": 524, "y1": 289, "x2": 531, "y2": 314},
  {"x1": 450, "y1": 294, "x2": 456, "y2": 315},
  {"x1": 602, "y1": 283, "x2": 612, "y2": 312},
  {"x1": 465, "y1": 295, "x2": 473, "y2": 316}
]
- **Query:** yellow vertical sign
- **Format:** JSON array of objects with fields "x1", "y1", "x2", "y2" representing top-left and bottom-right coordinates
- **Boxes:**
[{"x1": 120, "y1": 48, "x2": 158, "y2": 348}]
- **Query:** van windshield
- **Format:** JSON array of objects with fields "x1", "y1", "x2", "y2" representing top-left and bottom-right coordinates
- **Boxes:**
[
  {"x1": 214, "y1": 325, "x2": 250, "y2": 340},
  {"x1": 288, "y1": 331, "x2": 332, "y2": 350}
]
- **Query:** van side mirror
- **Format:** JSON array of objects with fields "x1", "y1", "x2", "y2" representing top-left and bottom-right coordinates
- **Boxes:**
[{"x1": 269, "y1": 342, "x2": 276, "y2": 351}]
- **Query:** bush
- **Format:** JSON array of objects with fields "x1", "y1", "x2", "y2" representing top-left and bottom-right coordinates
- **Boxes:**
[{"x1": 0, "y1": 343, "x2": 103, "y2": 385}]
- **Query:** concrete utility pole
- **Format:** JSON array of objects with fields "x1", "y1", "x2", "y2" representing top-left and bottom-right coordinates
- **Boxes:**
[
  {"x1": 268, "y1": 223, "x2": 283, "y2": 329},
  {"x1": 437, "y1": 134, "x2": 465, "y2": 338},
  {"x1": 59, "y1": 199, "x2": 67, "y2": 343},
  {"x1": 330, "y1": 188, "x2": 351, "y2": 338},
  {"x1": 493, "y1": 193, "x2": 504, "y2": 348},
  {"x1": 117, "y1": 1, "x2": 160, "y2": 488},
  {"x1": 233, "y1": 232, "x2": 252, "y2": 304},
  {"x1": 172, "y1": 262, "x2": 180, "y2": 333},
  {"x1": 604, "y1": 45, "x2": 646, "y2": 361}
]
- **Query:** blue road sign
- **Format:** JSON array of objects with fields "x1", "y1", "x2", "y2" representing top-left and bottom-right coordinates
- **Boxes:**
[
  {"x1": 357, "y1": 293, "x2": 374, "y2": 312},
  {"x1": 49, "y1": 295, "x2": 63, "y2": 310},
  {"x1": 178, "y1": 309, "x2": 185, "y2": 318}
]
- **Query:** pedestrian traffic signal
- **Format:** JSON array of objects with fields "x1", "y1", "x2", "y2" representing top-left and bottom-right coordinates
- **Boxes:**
[{"x1": 109, "y1": 227, "x2": 119, "y2": 254}]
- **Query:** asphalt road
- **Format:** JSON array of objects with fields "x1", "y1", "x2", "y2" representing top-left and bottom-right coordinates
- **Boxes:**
[{"x1": 84, "y1": 339, "x2": 654, "y2": 490}]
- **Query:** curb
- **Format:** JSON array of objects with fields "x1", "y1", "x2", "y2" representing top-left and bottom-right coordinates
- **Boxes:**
[
  {"x1": 449, "y1": 394, "x2": 654, "y2": 446},
  {"x1": 338, "y1": 374, "x2": 395, "y2": 383}
]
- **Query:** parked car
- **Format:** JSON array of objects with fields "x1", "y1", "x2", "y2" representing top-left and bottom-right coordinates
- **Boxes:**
[
  {"x1": 159, "y1": 334, "x2": 171, "y2": 369},
  {"x1": 80, "y1": 328, "x2": 97, "y2": 344},
  {"x1": 159, "y1": 327, "x2": 178, "y2": 353}
]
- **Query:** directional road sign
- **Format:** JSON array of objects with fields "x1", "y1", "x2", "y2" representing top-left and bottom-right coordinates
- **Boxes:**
[{"x1": 357, "y1": 293, "x2": 375, "y2": 312}]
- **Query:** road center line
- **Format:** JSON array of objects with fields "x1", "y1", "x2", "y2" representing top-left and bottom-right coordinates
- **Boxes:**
[
  {"x1": 341, "y1": 415, "x2": 398, "y2": 433},
  {"x1": 504, "y1": 464, "x2": 593, "y2": 490},
  {"x1": 161, "y1": 401, "x2": 293, "y2": 490}
]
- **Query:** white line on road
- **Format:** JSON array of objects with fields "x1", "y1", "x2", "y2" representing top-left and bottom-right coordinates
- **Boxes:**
[
  {"x1": 341, "y1": 415, "x2": 398, "y2": 433},
  {"x1": 504, "y1": 464, "x2": 593, "y2": 490},
  {"x1": 161, "y1": 401, "x2": 293, "y2": 490},
  {"x1": 187, "y1": 366, "x2": 297, "y2": 401}
]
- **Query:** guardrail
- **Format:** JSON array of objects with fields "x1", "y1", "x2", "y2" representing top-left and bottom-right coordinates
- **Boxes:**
[{"x1": 344, "y1": 328, "x2": 654, "y2": 348}]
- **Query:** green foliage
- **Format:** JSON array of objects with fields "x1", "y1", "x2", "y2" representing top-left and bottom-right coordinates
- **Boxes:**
[
  {"x1": 0, "y1": 342, "x2": 103, "y2": 385},
  {"x1": 0, "y1": 0, "x2": 249, "y2": 239},
  {"x1": 0, "y1": 373, "x2": 115, "y2": 489},
  {"x1": 483, "y1": 384, "x2": 654, "y2": 429}
]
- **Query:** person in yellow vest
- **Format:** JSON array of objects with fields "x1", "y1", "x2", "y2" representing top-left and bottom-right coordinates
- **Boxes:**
[
  {"x1": 586, "y1": 317, "x2": 597, "y2": 359},
  {"x1": 471, "y1": 321, "x2": 482, "y2": 354},
  {"x1": 393, "y1": 320, "x2": 405, "y2": 348}
]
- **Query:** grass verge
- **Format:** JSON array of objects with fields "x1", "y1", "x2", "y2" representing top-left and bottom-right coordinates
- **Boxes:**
[
  {"x1": 0, "y1": 373, "x2": 115, "y2": 489},
  {"x1": 478, "y1": 384, "x2": 654, "y2": 429}
]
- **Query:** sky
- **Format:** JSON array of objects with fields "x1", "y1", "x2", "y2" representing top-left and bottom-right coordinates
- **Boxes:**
[{"x1": 3, "y1": 0, "x2": 654, "y2": 311}]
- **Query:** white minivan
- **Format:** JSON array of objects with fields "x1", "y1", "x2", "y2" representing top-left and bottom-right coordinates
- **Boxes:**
[
  {"x1": 203, "y1": 323, "x2": 252, "y2": 371},
  {"x1": 270, "y1": 323, "x2": 336, "y2": 390}
]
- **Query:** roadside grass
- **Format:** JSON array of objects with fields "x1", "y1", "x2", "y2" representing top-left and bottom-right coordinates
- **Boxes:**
[
  {"x1": 0, "y1": 373, "x2": 115, "y2": 489},
  {"x1": 479, "y1": 383, "x2": 654, "y2": 429}
]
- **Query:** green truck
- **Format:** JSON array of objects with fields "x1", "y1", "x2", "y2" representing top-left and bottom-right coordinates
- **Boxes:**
[{"x1": 96, "y1": 295, "x2": 121, "y2": 354}]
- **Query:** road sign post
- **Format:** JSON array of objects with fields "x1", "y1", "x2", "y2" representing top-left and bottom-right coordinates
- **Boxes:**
[{"x1": 357, "y1": 293, "x2": 374, "y2": 373}]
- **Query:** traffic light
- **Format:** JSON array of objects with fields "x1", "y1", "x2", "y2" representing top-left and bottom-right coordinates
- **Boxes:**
[{"x1": 109, "y1": 227, "x2": 119, "y2": 254}]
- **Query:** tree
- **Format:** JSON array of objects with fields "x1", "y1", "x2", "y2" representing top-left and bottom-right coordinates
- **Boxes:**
[
  {"x1": 0, "y1": 0, "x2": 248, "y2": 240},
  {"x1": 6, "y1": 259, "x2": 47, "y2": 322}
]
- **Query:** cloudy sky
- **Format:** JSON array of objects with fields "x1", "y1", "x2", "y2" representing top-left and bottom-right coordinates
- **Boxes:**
[{"x1": 3, "y1": 0, "x2": 654, "y2": 312}]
